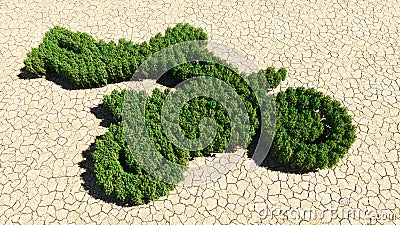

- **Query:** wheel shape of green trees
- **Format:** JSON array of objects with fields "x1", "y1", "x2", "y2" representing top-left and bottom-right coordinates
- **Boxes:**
[{"x1": 270, "y1": 87, "x2": 356, "y2": 170}]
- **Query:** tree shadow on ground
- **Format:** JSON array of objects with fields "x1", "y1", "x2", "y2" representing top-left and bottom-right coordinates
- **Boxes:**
[
  {"x1": 79, "y1": 101, "x2": 128, "y2": 205},
  {"x1": 18, "y1": 68, "x2": 41, "y2": 79},
  {"x1": 259, "y1": 154, "x2": 317, "y2": 174},
  {"x1": 18, "y1": 67, "x2": 141, "y2": 90},
  {"x1": 90, "y1": 103, "x2": 113, "y2": 128},
  {"x1": 19, "y1": 66, "x2": 186, "y2": 91},
  {"x1": 18, "y1": 68, "x2": 90, "y2": 90}
]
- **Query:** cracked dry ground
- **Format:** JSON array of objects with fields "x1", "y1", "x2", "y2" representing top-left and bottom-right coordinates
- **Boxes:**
[{"x1": 1, "y1": 0, "x2": 399, "y2": 224}]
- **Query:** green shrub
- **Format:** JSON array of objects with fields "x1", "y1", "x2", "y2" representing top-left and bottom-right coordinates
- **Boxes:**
[
  {"x1": 103, "y1": 89, "x2": 125, "y2": 122},
  {"x1": 24, "y1": 23, "x2": 208, "y2": 87},
  {"x1": 169, "y1": 62, "x2": 287, "y2": 142},
  {"x1": 258, "y1": 67, "x2": 287, "y2": 89},
  {"x1": 270, "y1": 87, "x2": 356, "y2": 170},
  {"x1": 92, "y1": 122, "x2": 178, "y2": 204}
]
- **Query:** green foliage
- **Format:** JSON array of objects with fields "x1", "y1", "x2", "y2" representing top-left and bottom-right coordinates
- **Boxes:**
[
  {"x1": 95, "y1": 89, "x2": 192, "y2": 204},
  {"x1": 270, "y1": 87, "x2": 356, "y2": 170},
  {"x1": 103, "y1": 89, "x2": 125, "y2": 122},
  {"x1": 24, "y1": 23, "x2": 288, "y2": 90},
  {"x1": 258, "y1": 67, "x2": 287, "y2": 89},
  {"x1": 27, "y1": 22, "x2": 357, "y2": 207},
  {"x1": 24, "y1": 23, "x2": 208, "y2": 87},
  {"x1": 170, "y1": 62, "x2": 259, "y2": 146},
  {"x1": 92, "y1": 122, "x2": 177, "y2": 204}
]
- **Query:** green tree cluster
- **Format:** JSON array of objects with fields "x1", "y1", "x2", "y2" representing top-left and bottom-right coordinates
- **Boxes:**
[
  {"x1": 270, "y1": 87, "x2": 356, "y2": 170},
  {"x1": 95, "y1": 60, "x2": 286, "y2": 203},
  {"x1": 24, "y1": 23, "x2": 208, "y2": 86}
]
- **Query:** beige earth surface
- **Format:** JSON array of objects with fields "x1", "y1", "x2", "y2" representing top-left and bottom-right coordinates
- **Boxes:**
[{"x1": 0, "y1": 0, "x2": 399, "y2": 224}]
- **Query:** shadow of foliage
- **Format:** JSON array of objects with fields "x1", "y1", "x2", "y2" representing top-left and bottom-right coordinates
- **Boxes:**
[
  {"x1": 18, "y1": 68, "x2": 40, "y2": 79},
  {"x1": 80, "y1": 104, "x2": 153, "y2": 206},
  {"x1": 18, "y1": 67, "x2": 86, "y2": 90},
  {"x1": 259, "y1": 153, "x2": 317, "y2": 175},
  {"x1": 18, "y1": 67, "x2": 139, "y2": 90},
  {"x1": 90, "y1": 104, "x2": 113, "y2": 128}
]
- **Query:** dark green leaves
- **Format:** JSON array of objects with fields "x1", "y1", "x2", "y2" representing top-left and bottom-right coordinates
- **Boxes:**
[{"x1": 270, "y1": 87, "x2": 356, "y2": 170}]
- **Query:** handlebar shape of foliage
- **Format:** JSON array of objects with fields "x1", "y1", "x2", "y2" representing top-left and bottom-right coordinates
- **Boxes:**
[
  {"x1": 270, "y1": 87, "x2": 356, "y2": 170},
  {"x1": 24, "y1": 23, "x2": 208, "y2": 87}
]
